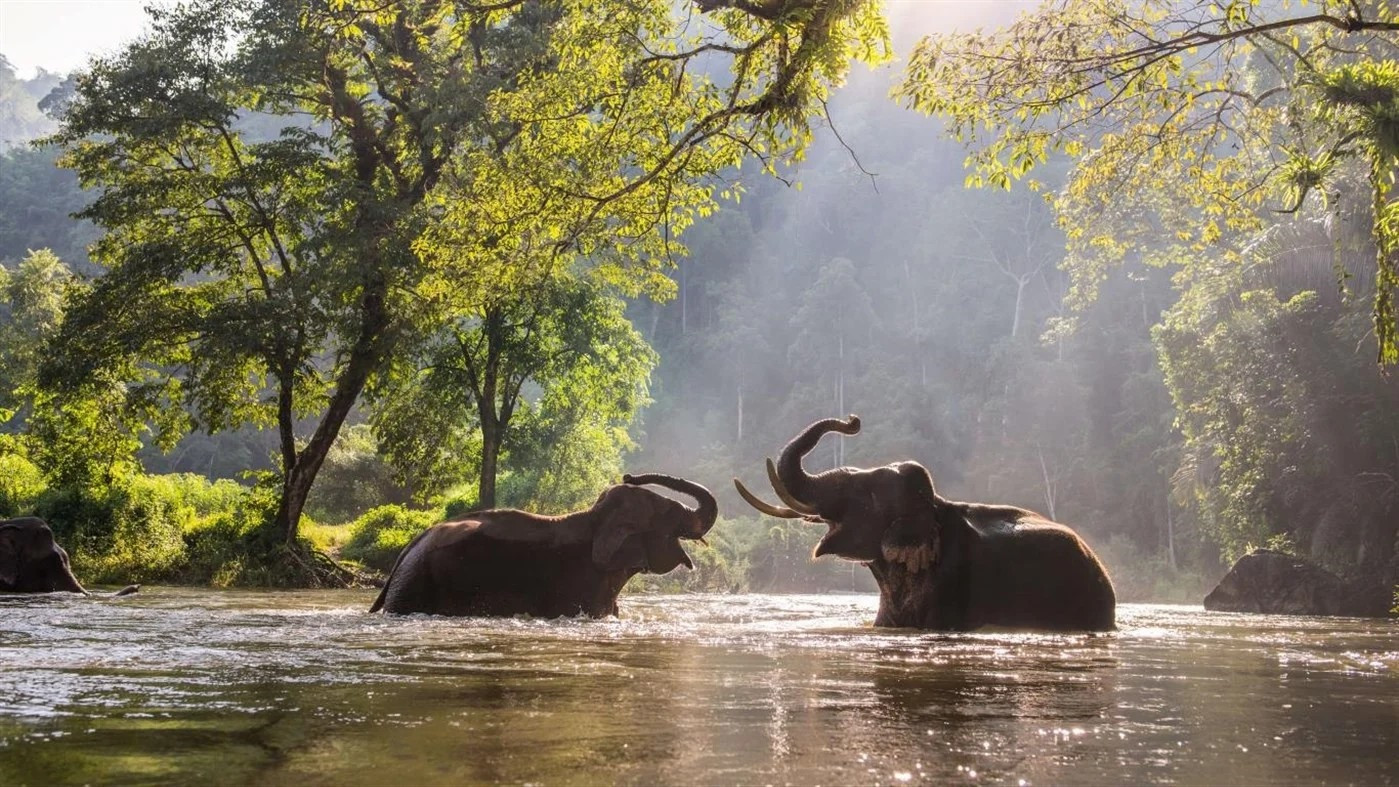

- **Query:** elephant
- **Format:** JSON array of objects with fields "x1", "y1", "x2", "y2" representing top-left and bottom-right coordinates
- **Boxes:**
[
  {"x1": 1, "y1": 517, "x2": 140, "y2": 596},
  {"x1": 735, "y1": 415, "x2": 1116, "y2": 632},
  {"x1": 369, "y1": 473, "x2": 718, "y2": 617}
]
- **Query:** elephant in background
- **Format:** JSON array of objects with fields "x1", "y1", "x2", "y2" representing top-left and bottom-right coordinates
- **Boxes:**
[
  {"x1": 370, "y1": 473, "x2": 718, "y2": 617},
  {"x1": 736, "y1": 415, "x2": 1116, "y2": 632},
  {"x1": 1, "y1": 517, "x2": 140, "y2": 596}
]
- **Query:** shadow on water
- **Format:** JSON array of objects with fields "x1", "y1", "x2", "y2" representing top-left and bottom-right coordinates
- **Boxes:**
[{"x1": 0, "y1": 590, "x2": 1394, "y2": 785}]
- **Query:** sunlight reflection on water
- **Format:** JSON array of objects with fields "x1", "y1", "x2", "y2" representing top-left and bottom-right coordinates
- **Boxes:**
[{"x1": 0, "y1": 590, "x2": 1395, "y2": 785}]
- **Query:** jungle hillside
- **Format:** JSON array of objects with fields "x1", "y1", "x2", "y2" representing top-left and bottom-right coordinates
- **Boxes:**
[{"x1": 1, "y1": 0, "x2": 1397, "y2": 604}]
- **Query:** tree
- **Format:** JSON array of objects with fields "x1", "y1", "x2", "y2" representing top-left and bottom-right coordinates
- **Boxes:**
[
  {"x1": 1155, "y1": 213, "x2": 1399, "y2": 580},
  {"x1": 0, "y1": 249, "x2": 161, "y2": 488},
  {"x1": 896, "y1": 0, "x2": 1399, "y2": 360},
  {"x1": 43, "y1": 0, "x2": 891, "y2": 545},
  {"x1": 0, "y1": 55, "x2": 60, "y2": 146},
  {"x1": 370, "y1": 277, "x2": 654, "y2": 510},
  {"x1": 0, "y1": 146, "x2": 98, "y2": 270},
  {"x1": 0, "y1": 249, "x2": 71, "y2": 422}
]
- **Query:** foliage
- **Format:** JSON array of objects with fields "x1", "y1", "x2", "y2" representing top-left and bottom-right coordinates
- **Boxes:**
[
  {"x1": 371, "y1": 277, "x2": 654, "y2": 510},
  {"x1": 0, "y1": 250, "x2": 157, "y2": 490},
  {"x1": 0, "y1": 55, "x2": 60, "y2": 145},
  {"x1": 0, "y1": 450, "x2": 44, "y2": 517},
  {"x1": 177, "y1": 486, "x2": 360, "y2": 588},
  {"x1": 1157, "y1": 273, "x2": 1399, "y2": 571},
  {"x1": 0, "y1": 249, "x2": 72, "y2": 422},
  {"x1": 35, "y1": 475, "x2": 195, "y2": 584},
  {"x1": 0, "y1": 147, "x2": 98, "y2": 271},
  {"x1": 43, "y1": 0, "x2": 891, "y2": 546},
  {"x1": 304, "y1": 424, "x2": 412, "y2": 524},
  {"x1": 156, "y1": 473, "x2": 249, "y2": 519},
  {"x1": 22, "y1": 373, "x2": 164, "y2": 490},
  {"x1": 896, "y1": 0, "x2": 1399, "y2": 361},
  {"x1": 340, "y1": 504, "x2": 440, "y2": 573},
  {"x1": 178, "y1": 508, "x2": 269, "y2": 588}
]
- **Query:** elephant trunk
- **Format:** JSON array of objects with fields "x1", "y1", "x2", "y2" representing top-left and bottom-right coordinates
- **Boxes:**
[
  {"x1": 775, "y1": 415, "x2": 861, "y2": 506},
  {"x1": 623, "y1": 473, "x2": 718, "y2": 536},
  {"x1": 57, "y1": 567, "x2": 89, "y2": 595}
]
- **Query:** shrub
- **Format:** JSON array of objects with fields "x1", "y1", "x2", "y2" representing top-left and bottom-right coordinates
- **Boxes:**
[
  {"x1": 178, "y1": 493, "x2": 356, "y2": 588},
  {"x1": 342, "y1": 504, "x2": 440, "y2": 573},
  {"x1": 0, "y1": 452, "x2": 45, "y2": 517},
  {"x1": 156, "y1": 473, "x2": 249, "y2": 519},
  {"x1": 179, "y1": 506, "x2": 263, "y2": 587},
  {"x1": 305, "y1": 425, "x2": 413, "y2": 524},
  {"x1": 36, "y1": 475, "x2": 196, "y2": 584},
  {"x1": 1091, "y1": 532, "x2": 1215, "y2": 603},
  {"x1": 442, "y1": 491, "x2": 477, "y2": 520}
]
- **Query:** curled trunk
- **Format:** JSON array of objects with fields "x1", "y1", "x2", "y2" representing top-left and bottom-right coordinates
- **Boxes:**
[
  {"x1": 775, "y1": 415, "x2": 861, "y2": 505},
  {"x1": 623, "y1": 473, "x2": 718, "y2": 531}
]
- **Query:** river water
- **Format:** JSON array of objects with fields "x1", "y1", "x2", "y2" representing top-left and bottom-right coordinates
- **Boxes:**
[{"x1": 0, "y1": 590, "x2": 1394, "y2": 786}]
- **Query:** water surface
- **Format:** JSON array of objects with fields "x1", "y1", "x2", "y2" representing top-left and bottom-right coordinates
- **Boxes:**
[{"x1": 1, "y1": 590, "x2": 1394, "y2": 785}]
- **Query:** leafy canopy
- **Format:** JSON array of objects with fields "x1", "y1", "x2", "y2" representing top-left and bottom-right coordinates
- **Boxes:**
[
  {"x1": 42, "y1": 0, "x2": 890, "y2": 537},
  {"x1": 896, "y1": 0, "x2": 1399, "y2": 361},
  {"x1": 370, "y1": 277, "x2": 656, "y2": 511}
]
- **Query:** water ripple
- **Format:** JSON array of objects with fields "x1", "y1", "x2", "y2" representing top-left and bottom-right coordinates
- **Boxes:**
[{"x1": 0, "y1": 590, "x2": 1394, "y2": 785}]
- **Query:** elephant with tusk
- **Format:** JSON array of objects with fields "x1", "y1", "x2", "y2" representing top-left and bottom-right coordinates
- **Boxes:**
[
  {"x1": 1, "y1": 517, "x2": 140, "y2": 597},
  {"x1": 736, "y1": 415, "x2": 1116, "y2": 632},
  {"x1": 370, "y1": 473, "x2": 718, "y2": 618}
]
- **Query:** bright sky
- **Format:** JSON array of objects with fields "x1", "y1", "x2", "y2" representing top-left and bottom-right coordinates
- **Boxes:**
[
  {"x1": 0, "y1": 0, "x2": 1026, "y2": 78},
  {"x1": 0, "y1": 0, "x2": 174, "y2": 78}
]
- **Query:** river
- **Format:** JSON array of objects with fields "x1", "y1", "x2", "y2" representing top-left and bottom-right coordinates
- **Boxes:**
[{"x1": 0, "y1": 590, "x2": 1394, "y2": 785}]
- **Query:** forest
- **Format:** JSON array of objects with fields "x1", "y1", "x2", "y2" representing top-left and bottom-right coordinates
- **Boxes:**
[{"x1": 1, "y1": 0, "x2": 1397, "y2": 607}]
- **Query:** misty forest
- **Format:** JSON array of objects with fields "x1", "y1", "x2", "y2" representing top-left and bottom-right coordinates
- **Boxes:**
[{"x1": 0, "y1": 1, "x2": 1396, "y2": 784}]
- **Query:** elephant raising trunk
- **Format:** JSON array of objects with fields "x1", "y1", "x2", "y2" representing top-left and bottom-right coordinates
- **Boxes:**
[
  {"x1": 734, "y1": 415, "x2": 861, "y2": 520},
  {"x1": 774, "y1": 415, "x2": 861, "y2": 511},
  {"x1": 734, "y1": 415, "x2": 1116, "y2": 632},
  {"x1": 623, "y1": 472, "x2": 718, "y2": 537}
]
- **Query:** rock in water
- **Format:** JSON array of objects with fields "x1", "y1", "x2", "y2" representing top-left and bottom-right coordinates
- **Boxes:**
[{"x1": 1204, "y1": 550, "x2": 1392, "y2": 618}]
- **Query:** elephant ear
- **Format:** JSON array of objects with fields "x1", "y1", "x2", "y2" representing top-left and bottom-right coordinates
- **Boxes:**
[
  {"x1": 592, "y1": 519, "x2": 647, "y2": 571},
  {"x1": 0, "y1": 525, "x2": 23, "y2": 587},
  {"x1": 880, "y1": 463, "x2": 941, "y2": 573},
  {"x1": 590, "y1": 488, "x2": 650, "y2": 571}
]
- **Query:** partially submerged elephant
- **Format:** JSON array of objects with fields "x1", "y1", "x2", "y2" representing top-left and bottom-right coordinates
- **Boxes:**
[
  {"x1": 370, "y1": 473, "x2": 718, "y2": 617},
  {"x1": 0, "y1": 517, "x2": 140, "y2": 597},
  {"x1": 736, "y1": 415, "x2": 1116, "y2": 632}
]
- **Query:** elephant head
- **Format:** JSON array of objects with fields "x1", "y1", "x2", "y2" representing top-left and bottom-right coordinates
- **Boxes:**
[
  {"x1": 590, "y1": 473, "x2": 718, "y2": 574},
  {"x1": 0, "y1": 517, "x2": 91, "y2": 594},
  {"x1": 735, "y1": 415, "x2": 943, "y2": 568}
]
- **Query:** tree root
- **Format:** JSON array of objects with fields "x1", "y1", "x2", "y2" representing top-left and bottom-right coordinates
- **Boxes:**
[{"x1": 273, "y1": 542, "x2": 377, "y2": 589}]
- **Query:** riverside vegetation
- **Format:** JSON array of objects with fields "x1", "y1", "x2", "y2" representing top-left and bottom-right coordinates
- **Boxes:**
[{"x1": 1, "y1": 1, "x2": 1397, "y2": 607}]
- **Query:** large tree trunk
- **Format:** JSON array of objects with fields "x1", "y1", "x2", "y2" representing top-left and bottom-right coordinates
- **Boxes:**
[
  {"x1": 274, "y1": 278, "x2": 388, "y2": 545},
  {"x1": 479, "y1": 426, "x2": 501, "y2": 510}
]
